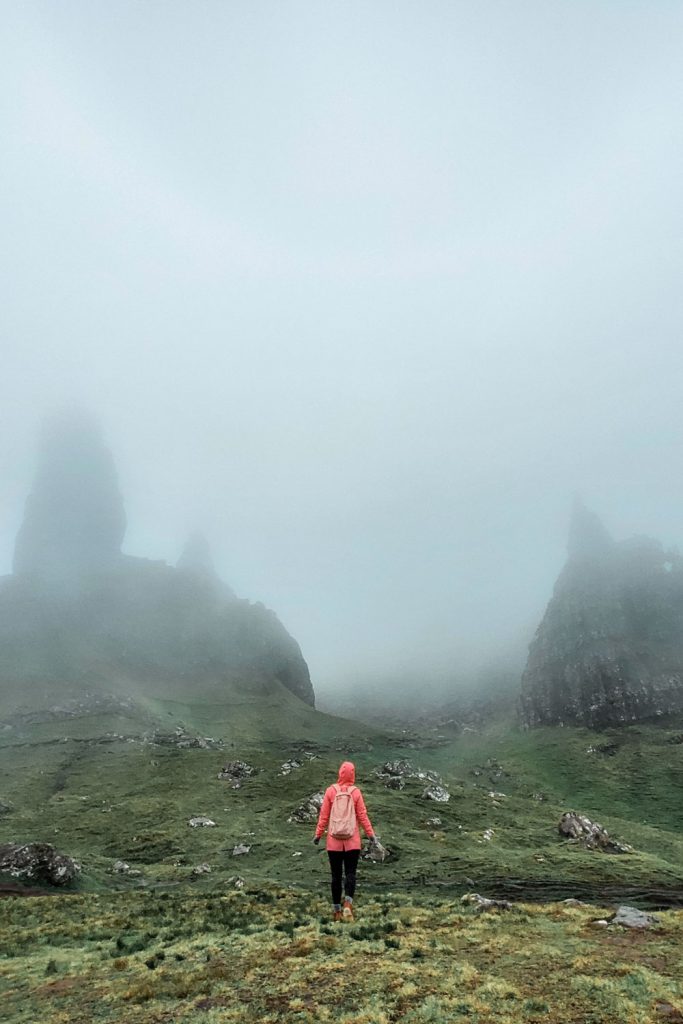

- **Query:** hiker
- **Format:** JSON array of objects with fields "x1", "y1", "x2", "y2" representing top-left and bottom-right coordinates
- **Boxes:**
[{"x1": 313, "y1": 760, "x2": 379, "y2": 921}]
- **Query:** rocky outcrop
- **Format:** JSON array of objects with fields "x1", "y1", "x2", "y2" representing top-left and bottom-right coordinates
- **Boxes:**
[
  {"x1": 0, "y1": 412, "x2": 315, "y2": 710},
  {"x1": 13, "y1": 409, "x2": 126, "y2": 579},
  {"x1": 558, "y1": 811, "x2": 632, "y2": 853},
  {"x1": 520, "y1": 500, "x2": 683, "y2": 727},
  {"x1": 0, "y1": 843, "x2": 80, "y2": 886}
]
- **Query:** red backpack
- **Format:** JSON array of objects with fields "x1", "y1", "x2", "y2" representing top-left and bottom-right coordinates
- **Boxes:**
[{"x1": 329, "y1": 784, "x2": 357, "y2": 839}]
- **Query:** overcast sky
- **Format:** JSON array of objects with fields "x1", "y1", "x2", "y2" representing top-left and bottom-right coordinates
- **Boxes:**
[{"x1": 2, "y1": 2, "x2": 683, "y2": 695}]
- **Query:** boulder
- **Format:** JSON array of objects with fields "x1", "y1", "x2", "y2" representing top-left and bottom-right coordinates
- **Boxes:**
[
  {"x1": 462, "y1": 892, "x2": 512, "y2": 912},
  {"x1": 288, "y1": 792, "x2": 324, "y2": 824},
  {"x1": 423, "y1": 784, "x2": 450, "y2": 803},
  {"x1": 188, "y1": 816, "x2": 216, "y2": 828},
  {"x1": 558, "y1": 811, "x2": 632, "y2": 853},
  {"x1": 232, "y1": 843, "x2": 251, "y2": 856},
  {"x1": 610, "y1": 905, "x2": 659, "y2": 929},
  {"x1": 0, "y1": 842, "x2": 80, "y2": 886},
  {"x1": 218, "y1": 761, "x2": 256, "y2": 787}
]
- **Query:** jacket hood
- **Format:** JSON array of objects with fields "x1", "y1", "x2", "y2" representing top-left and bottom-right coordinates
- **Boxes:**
[{"x1": 338, "y1": 761, "x2": 355, "y2": 784}]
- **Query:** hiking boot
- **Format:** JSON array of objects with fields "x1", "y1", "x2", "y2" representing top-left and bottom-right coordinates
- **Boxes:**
[
  {"x1": 342, "y1": 900, "x2": 354, "y2": 922},
  {"x1": 333, "y1": 910, "x2": 343, "y2": 923}
]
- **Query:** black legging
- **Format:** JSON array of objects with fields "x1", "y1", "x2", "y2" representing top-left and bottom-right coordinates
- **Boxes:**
[{"x1": 327, "y1": 849, "x2": 360, "y2": 905}]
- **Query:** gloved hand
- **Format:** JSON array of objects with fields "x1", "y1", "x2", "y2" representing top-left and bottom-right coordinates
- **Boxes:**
[{"x1": 312, "y1": 836, "x2": 320, "y2": 846}]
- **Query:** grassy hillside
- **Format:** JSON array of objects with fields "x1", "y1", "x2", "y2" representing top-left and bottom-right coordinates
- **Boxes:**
[{"x1": 2, "y1": 699, "x2": 683, "y2": 900}]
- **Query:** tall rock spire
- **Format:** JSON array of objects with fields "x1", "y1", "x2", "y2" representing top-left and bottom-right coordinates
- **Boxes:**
[
  {"x1": 567, "y1": 496, "x2": 612, "y2": 561},
  {"x1": 13, "y1": 409, "x2": 126, "y2": 578}
]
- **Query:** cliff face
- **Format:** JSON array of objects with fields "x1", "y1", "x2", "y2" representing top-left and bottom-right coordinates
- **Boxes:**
[
  {"x1": 1, "y1": 413, "x2": 314, "y2": 710},
  {"x1": 13, "y1": 410, "x2": 126, "y2": 578},
  {"x1": 520, "y1": 502, "x2": 683, "y2": 727}
]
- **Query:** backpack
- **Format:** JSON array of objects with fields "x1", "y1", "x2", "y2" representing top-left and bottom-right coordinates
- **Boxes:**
[{"x1": 329, "y1": 784, "x2": 357, "y2": 839}]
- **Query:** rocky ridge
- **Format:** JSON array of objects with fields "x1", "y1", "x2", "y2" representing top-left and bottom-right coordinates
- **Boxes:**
[{"x1": 521, "y1": 500, "x2": 683, "y2": 727}]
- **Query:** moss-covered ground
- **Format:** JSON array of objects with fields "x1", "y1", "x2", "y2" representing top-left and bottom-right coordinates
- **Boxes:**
[{"x1": 2, "y1": 887, "x2": 682, "y2": 1023}]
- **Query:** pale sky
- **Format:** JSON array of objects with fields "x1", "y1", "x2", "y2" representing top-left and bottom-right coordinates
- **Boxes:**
[{"x1": 2, "y1": 1, "x2": 683, "y2": 694}]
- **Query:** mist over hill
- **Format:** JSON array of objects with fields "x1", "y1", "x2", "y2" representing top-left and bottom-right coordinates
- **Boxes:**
[{"x1": 0, "y1": 411, "x2": 314, "y2": 717}]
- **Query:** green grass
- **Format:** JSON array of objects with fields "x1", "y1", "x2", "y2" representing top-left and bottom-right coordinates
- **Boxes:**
[
  {"x1": 1, "y1": 888, "x2": 681, "y2": 1023},
  {"x1": 1, "y1": 702, "x2": 683, "y2": 898}
]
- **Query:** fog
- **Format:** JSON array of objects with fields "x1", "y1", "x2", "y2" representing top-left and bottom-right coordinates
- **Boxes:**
[{"x1": 2, "y1": 2, "x2": 683, "y2": 697}]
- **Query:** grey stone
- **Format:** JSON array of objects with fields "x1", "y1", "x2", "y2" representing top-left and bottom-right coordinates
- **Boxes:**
[
  {"x1": 232, "y1": 843, "x2": 251, "y2": 856},
  {"x1": 611, "y1": 905, "x2": 659, "y2": 929},
  {"x1": 461, "y1": 892, "x2": 512, "y2": 912},
  {"x1": 0, "y1": 842, "x2": 80, "y2": 886},
  {"x1": 288, "y1": 792, "x2": 324, "y2": 824},
  {"x1": 188, "y1": 816, "x2": 216, "y2": 828},
  {"x1": 422, "y1": 784, "x2": 450, "y2": 803},
  {"x1": 558, "y1": 811, "x2": 632, "y2": 854}
]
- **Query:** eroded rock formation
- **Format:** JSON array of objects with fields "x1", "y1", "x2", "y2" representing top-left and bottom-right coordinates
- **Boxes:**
[
  {"x1": 0, "y1": 412, "x2": 314, "y2": 710},
  {"x1": 521, "y1": 500, "x2": 683, "y2": 727}
]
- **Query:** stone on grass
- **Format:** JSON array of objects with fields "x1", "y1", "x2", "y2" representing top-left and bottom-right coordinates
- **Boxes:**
[
  {"x1": 0, "y1": 800, "x2": 13, "y2": 816},
  {"x1": 188, "y1": 816, "x2": 216, "y2": 828},
  {"x1": 462, "y1": 892, "x2": 512, "y2": 912},
  {"x1": 217, "y1": 761, "x2": 256, "y2": 787},
  {"x1": 558, "y1": 811, "x2": 632, "y2": 853},
  {"x1": 288, "y1": 792, "x2": 324, "y2": 824},
  {"x1": 191, "y1": 863, "x2": 211, "y2": 876},
  {"x1": 611, "y1": 905, "x2": 659, "y2": 929},
  {"x1": 227, "y1": 875, "x2": 245, "y2": 889},
  {"x1": 232, "y1": 843, "x2": 251, "y2": 856},
  {"x1": 422, "y1": 784, "x2": 450, "y2": 803},
  {"x1": 0, "y1": 842, "x2": 80, "y2": 886},
  {"x1": 278, "y1": 759, "x2": 303, "y2": 776}
]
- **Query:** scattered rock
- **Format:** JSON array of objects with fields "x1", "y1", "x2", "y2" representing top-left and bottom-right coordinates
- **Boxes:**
[
  {"x1": 481, "y1": 828, "x2": 495, "y2": 842},
  {"x1": 488, "y1": 791, "x2": 507, "y2": 800},
  {"x1": 190, "y1": 863, "x2": 211, "y2": 876},
  {"x1": 654, "y1": 1002, "x2": 683, "y2": 1020},
  {"x1": 0, "y1": 843, "x2": 80, "y2": 886},
  {"x1": 292, "y1": 851, "x2": 302, "y2": 858},
  {"x1": 227, "y1": 875, "x2": 245, "y2": 889},
  {"x1": 382, "y1": 775, "x2": 405, "y2": 790},
  {"x1": 592, "y1": 919, "x2": 609, "y2": 928},
  {"x1": 422, "y1": 784, "x2": 450, "y2": 803},
  {"x1": 361, "y1": 838, "x2": 390, "y2": 863},
  {"x1": 218, "y1": 761, "x2": 256, "y2": 787},
  {"x1": 288, "y1": 792, "x2": 324, "y2": 824},
  {"x1": 558, "y1": 811, "x2": 632, "y2": 853},
  {"x1": 425, "y1": 816, "x2": 443, "y2": 828},
  {"x1": 278, "y1": 759, "x2": 303, "y2": 776},
  {"x1": 232, "y1": 843, "x2": 251, "y2": 856},
  {"x1": 461, "y1": 892, "x2": 512, "y2": 912},
  {"x1": 610, "y1": 905, "x2": 659, "y2": 929},
  {"x1": 188, "y1": 816, "x2": 216, "y2": 828},
  {"x1": 562, "y1": 898, "x2": 586, "y2": 907},
  {"x1": 148, "y1": 728, "x2": 223, "y2": 750},
  {"x1": 111, "y1": 860, "x2": 136, "y2": 875},
  {"x1": 531, "y1": 792, "x2": 547, "y2": 802}
]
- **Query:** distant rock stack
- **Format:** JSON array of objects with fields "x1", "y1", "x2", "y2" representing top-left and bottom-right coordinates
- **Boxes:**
[
  {"x1": 0, "y1": 411, "x2": 315, "y2": 710},
  {"x1": 520, "y1": 500, "x2": 683, "y2": 727},
  {"x1": 13, "y1": 409, "x2": 126, "y2": 579}
]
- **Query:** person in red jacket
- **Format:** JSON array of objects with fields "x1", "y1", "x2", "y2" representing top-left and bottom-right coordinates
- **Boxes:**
[{"x1": 313, "y1": 760, "x2": 378, "y2": 921}]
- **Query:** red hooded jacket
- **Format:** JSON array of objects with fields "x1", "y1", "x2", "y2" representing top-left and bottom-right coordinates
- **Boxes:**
[{"x1": 315, "y1": 761, "x2": 375, "y2": 851}]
